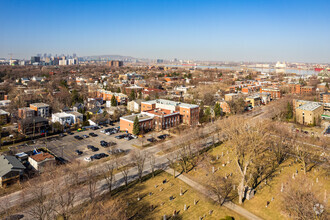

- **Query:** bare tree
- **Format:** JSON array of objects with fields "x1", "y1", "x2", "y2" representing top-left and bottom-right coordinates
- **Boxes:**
[
  {"x1": 132, "y1": 151, "x2": 146, "y2": 182},
  {"x1": 103, "y1": 164, "x2": 116, "y2": 194},
  {"x1": 294, "y1": 143, "x2": 317, "y2": 174},
  {"x1": 223, "y1": 117, "x2": 269, "y2": 204},
  {"x1": 209, "y1": 175, "x2": 235, "y2": 206},
  {"x1": 281, "y1": 175, "x2": 328, "y2": 220},
  {"x1": 167, "y1": 153, "x2": 176, "y2": 178},
  {"x1": 26, "y1": 183, "x2": 54, "y2": 220},
  {"x1": 149, "y1": 154, "x2": 156, "y2": 178},
  {"x1": 86, "y1": 170, "x2": 97, "y2": 200},
  {"x1": 52, "y1": 179, "x2": 76, "y2": 220},
  {"x1": 120, "y1": 165, "x2": 130, "y2": 187}
]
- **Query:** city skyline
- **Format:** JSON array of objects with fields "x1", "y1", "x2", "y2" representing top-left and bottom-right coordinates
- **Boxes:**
[{"x1": 1, "y1": 0, "x2": 330, "y2": 63}]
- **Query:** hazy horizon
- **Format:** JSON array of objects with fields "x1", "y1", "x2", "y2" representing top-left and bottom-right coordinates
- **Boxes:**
[{"x1": 1, "y1": 0, "x2": 330, "y2": 63}]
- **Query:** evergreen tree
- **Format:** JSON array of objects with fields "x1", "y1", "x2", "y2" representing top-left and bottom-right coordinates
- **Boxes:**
[
  {"x1": 111, "y1": 95, "x2": 117, "y2": 106},
  {"x1": 286, "y1": 102, "x2": 293, "y2": 119},
  {"x1": 214, "y1": 102, "x2": 222, "y2": 117},
  {"x1": 199, "y1": 102, "x2": 205, "y2": 123},
  {"x1": 116, "y1": 87, "x2": 121, "y2": 93},
  {"x1": 133, "y1": 116, "x2": 140, "y2": 135},
  {"x1": 130, "y1": 90, "x2": 136, "y2": 101}
]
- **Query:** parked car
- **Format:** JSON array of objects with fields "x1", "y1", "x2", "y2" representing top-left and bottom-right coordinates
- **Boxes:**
[
  {"x1": 74, "y1": 135, "x2": 83, "y2": 140},
  {"x1": 59, "y1": 133, "x2": 66, "y2": 137},
  {"x1": 147, "y1": 137, "x2": 156, "y2": 142},
  {"x1": 75, "y1": 150, "x2": 83, "y2": 155},
  {"x1": 115, "y1": 135, "x2": 125, "y2": 139},
  {"x1": 67, "y1": 131, "x2": 74, "y2": 135},
  {"x1": 157, "y1": 134, "x2": 168, "y2": 140},
  {"x1": 100, "y1": 140, "x2": 108, "y2": 147},
  {"x1": 83, "y1": 135, "x2": 89, "y2": 138},
  {"x1": 87, "y1": 145, "x2": 99, "y2": 151},
  {"x1": 89, "y1": 132, "x2": 98, "y2": 137},
  {"x1": 124, "y1": 136, "x2": 133, "y2": 141}
]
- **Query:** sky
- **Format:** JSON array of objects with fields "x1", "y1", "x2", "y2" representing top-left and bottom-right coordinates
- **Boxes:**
[{"x1": 0, "y1": 0, "x2": 330, "y2": 63}]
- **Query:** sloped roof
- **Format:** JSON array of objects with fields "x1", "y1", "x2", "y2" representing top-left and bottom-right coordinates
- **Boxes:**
[{"x1": 0, "y1": 155, "x2": 25, "y2": 177}]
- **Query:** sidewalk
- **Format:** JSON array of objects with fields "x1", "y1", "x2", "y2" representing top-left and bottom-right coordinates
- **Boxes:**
[{"x1": 165, "y1": 168, "x2": 263, "y2": 220}]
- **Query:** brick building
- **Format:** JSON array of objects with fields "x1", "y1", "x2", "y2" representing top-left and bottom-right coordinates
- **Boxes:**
[
  {"x1": 320, "y1": 92, "x2": 330, "y2": 103},
  {"x1": 141, "y1": 99, "x2": 199, "y2": 126},
  {"x1": 260, "y1": 87, "x2": 282, "y2": 99},
  {"x1": 107, "y1": 60, "x2": 123, "y2": 67},
  {"x1": 97, "y1": 89, "x2": 128, "y2": 104}
]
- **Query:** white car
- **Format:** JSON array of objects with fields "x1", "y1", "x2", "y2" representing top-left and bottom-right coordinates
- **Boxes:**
[
  {"x1": 100, "y1": 130, "x2": 106, "y2": 133},
  {"x1": 105, "y1": 132, "x2": 111, "y2": 135},
  {"x1": 84, "y1": 157, "x2": 91, "y2": 162}
]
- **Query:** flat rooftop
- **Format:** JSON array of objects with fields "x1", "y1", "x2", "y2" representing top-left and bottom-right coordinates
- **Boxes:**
[
  {"x1": 297, "y1": 103, "x2": 322, "y2": 111},
  {"x1": 30, "y1": 103, "x2": 49, "y2": 108},
  {"x1": 142, "y1": 99, "x2": 199, "y2": 108},
  {"x1": 120, "y1": 113, "x2": 153, "y2": 123}
]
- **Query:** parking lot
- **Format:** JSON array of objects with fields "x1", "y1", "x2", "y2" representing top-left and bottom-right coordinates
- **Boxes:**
[
  {"x1": 9, "y1": 123, "x2": 173, "y2": 163},
  {"x1": 23, "y1": 125, "x2": 140, "y2": 162}
]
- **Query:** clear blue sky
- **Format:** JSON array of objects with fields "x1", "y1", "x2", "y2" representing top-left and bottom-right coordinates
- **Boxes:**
[{"x1": 1, "y1": 0, "x2": 329, "y2": 62}]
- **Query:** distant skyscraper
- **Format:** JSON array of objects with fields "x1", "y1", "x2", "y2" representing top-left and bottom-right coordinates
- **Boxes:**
[
  {"x1": 31, "y1": 56, "x2": 40, "y2": 63},
  {"x1": 73, "y1": 53, "x2": 77, "y2": 58},
  {"x1": 107, "y1": 60, "x2": 123, "y2": 67},
  {"x1": 157, "y1": 59, "x2": 164, "y2": 64}
]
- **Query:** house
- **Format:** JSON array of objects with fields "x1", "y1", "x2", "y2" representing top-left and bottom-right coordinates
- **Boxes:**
[
  {"x1": 28, "y1": 152, "x2": 56, "y2": 172},
  {"x1": 225, "y1": 93, "x2": 238, "y2": 102},
  {"x1": 260, "y1": 87, "x2": 281, "y2": 99},
  {"x1": 245, "y1": 95, "x2": 261, "y2": 108},
  {"x1": 87, "y1": 107, "x2": 103, "y2": 115},
  {"x1": 127, "y1": 99, "x2": 143, "y2": 112},
  {"x1": 0, "y1": 109, "x2": 10, "y2": 124},
  {"x1": 30, "y1": 103, "x2": 50, "y2": 118},
  {"x1": 52, "y1": 111, "x2": 83, "y2": 126},
  {"x1": 219, "y1": 101, "x2": 231, "y2": 113},
  {"x1": 0, "y1": 100, "x2": 11, "y2": 108},
  {"x1": 73, "y1": 103, "x2": 84, "y2": 112},
  {"x1": 0, "y1": 155, "x2": 25, "y2": 187}
]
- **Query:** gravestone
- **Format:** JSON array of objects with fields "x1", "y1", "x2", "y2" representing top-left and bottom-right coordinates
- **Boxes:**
[
  {"x1": 173, "y1": 210, "x2": 176, "y2": 216},
  {"x1": 180, "y1": 187, "x2": 183, "y2": 196},
  {"x1": 169, "y1": 196, "x2": 174, "y2": 201},
  {"x1": 194, "y1": 199, "x2": 197, "y2": 205},
  {"x1": 160, "y1": 188, "x2": 164, "y2": 191},
  {"x1": 292, "y1": 173, "x2": 295, "y2": 179},
  {"x1": 280, "y1": 183, "x2": 284, "y2": 192},
  {"x1": 233, "y1": 185, "x2": 236, "y2": 190},
  {"x1": 209, "y1": 210, "x2": 213, "y2": 215},
  {"x1": 266, "y1": 201, "x2": 270, "y2": 208},
  {"x1": 163, "y1": 214, "x2": 166, "y2": 220},
  {"x1": 271, "y1": 197, "x2": 274, "y2": 201},
  {"x1": 137, "y1": 193, "x2": 141, "y2": 201},
  {"x1": 184, "y1": 204, "x2": 187, "y2": 211},
  {"x1": 163, "y1": 179, "x2": 167, "y2": 184},
  {"x1": 149, "y1": 192, "x2": 152, "y2": 196},
  {"x1": 216, "y1": 154, "x2": 219, "y2": 160},
  {"x1": 246, "y1": 188, "x2": 255, "y2": 200},
  {"x1": 212, "y1": 167, "x2": 215, "y2": 173},
  {"x1": 222, "y1": 152, "x2": 224, "y2": 156},
  {"x1": 155, "y1": 185, "x2": 158, "y2": 188},
  {"x1": 316, "y1": 178, "x2": 319, "y2": 183}
]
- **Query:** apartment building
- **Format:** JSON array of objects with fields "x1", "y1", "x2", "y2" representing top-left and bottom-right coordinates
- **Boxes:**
[
  {"x1": 320, "y1": 92, "x2": 330, "y2": 103},
  {"x1": 30, "y1": 103, "x2": 50, "y2": 118},
  {"x1": 289, "y1": 84, "x2": 316, "y2": 95},
  {"x1": 296, "y1": 103, "x2": 323, "y2": 125},
  {"x1": 141, "y1": 99, "x2": 199, "y2": 126},
  {"x1": 260, "y1": 87, "x2": 282, "y2": 99}
]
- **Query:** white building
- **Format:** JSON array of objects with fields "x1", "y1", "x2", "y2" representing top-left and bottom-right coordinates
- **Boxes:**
[
  {"x1": 59, "y1": 59, "x2": 67, "y2": 66},
  {"x1": 52, "y1": 111, "x2": 83, "y2": 126}
]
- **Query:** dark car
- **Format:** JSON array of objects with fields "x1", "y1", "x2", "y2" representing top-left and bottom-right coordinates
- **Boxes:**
[
  {"x1": 74, "y1": 135, "x2": 83, "y2": 140},
  {"x1": 67, "y1": 131, "x2": 74, "y2": 135},
  {"x1": 147, "y1": 137, "x2": 156, "y2": 142},
  {"x1": 100, "y1": 140, "x2": 108, "y2": 147},
  {"x1": 87, "y1": 145, "x2": 94, "y2": 149},
  {"x1": 59, "y1": 133, "x2": 66, "y2": 137},
  {"x1": 75, "y1": 150, "x2": 83, "y2": 155},
  {"x1": 157, "y1": 134, "x2": 168, "y2": 140},
  {"x1": 99, "y1": 153, "x2": 109, "y2": 158},
  {"x1": 115, "y1": 135, "x2": 125, "y2": 139},
  {"x1": 89, "y1": 132, "x2": 98, "y2": 137}
]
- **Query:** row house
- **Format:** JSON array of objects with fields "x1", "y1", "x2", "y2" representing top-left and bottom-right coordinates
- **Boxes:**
[
  {"x1": 289, "y1": 84, "x2": 316, "y2": 95},
  {"x1": 96, "y1": 89, "x2": 128, "y2": 104},
  {"x1": 51, "y1": 111, "x2": 83, "y2": 126},
  {"x1": 242, "y1": 86, "x2": 261, "y2": 94}
]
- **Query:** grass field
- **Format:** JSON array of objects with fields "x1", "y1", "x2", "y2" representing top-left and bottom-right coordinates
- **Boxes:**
[{"x1": 72, "y1": 171, "x2": 245, "y2": 220}]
